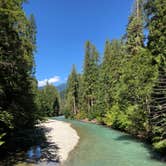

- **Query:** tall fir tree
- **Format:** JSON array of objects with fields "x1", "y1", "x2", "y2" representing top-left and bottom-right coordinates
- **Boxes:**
[
  {"x1": 145, "y1": 0, "x2": 166, "y2": 153},
  {"x1": 37, "y1": 84, "x2": 60, "y2": 117},
  {"x1": 81, "y1": 41, "x2": 99, "y2": 118},
  {"x1": 96, "y1": 40, "x2": 124, "y2": 117},
  {"x1": 96, "y1": 41, "x2": 112, "y2": 116},
  {"x1": 126, "y1": 0, "x2": 144, "y2": 55},
  {"x1": 145, "y1": 0, "x2": 166, "y2": 61},
  {"x1": 65, "y1": 65, "x2": 80, "y2": 117}
]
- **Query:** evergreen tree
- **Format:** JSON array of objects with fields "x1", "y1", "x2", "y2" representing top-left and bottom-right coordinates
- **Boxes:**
[
  {"x1": 145, "y1": 0, "x2": 166, "y2": 61},
  {"x1": 0, "y1": 0, "x2": 38, "y2": 147},
  {"x1": 81, "y1": 41, "x2": 99, "y2": 119},
  {"x1": 145, "y1": 0, "x2": 166, "y2": 153},
  {"x1": 37, "y1": 84, "x2": 60, "y2": 117},
  {"x1": 96, "y1": 40, "x2": 124, "y2": 118},
  {"x1": 126, "y1": 0, "x2": 144, "y2": 55},
  {"x1": 65, "y1": 65, "x2": 80, "y2": 117},
  {"x1": 96, "y1": 41, "x2": 111, "y2": 117}
]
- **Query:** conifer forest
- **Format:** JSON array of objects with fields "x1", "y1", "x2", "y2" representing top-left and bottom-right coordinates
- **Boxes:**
[{"x1": 0, "y1": 0, "x2": 166, "y2": 164}]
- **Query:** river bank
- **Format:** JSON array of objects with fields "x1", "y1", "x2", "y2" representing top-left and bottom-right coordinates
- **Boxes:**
[
  {"x1": 78, "y1": 118, "x2": 166, "y2": 162},
  {"x1": 41, "y1": 119, "x2": 79, "y2": 163},
  {"x1": 60, "y1": 118, "x2": 166, "y2": 166},
  {"x1": 0, "y1": 119, "x2": 79, "y2": 165}
]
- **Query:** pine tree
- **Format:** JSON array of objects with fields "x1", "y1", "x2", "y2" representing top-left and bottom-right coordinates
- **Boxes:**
[
  {"x1": 96, "y1": 40, "x2": 124, "y2": 117},
  {"x1": 145, "y1": 0, "x2": 166, "y2": 61},
  {"x1": 145, "y1": 0, "x2": 166, "y2": 152},
  {"x1": 37, "y1": 84, "x2": 60, "y2": 117},
  {"x1": 65, "y1": 65, "x2": 80, "y2": 117},
  {"x1": 81, "y1": 41, "x2": 99, "y2": 118},
  {"x1": 126, "y1": 0, "x2": 144, "y2": 55},
  {"x1": 96, "y1": 41, "x2": 111, "y2": 116}
]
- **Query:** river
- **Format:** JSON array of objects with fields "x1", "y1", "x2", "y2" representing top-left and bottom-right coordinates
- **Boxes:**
[
  {"x1": 58, "y1": 117, "x2": 165, "y2": 166},
  {"x1": 4, "y1": 117, "x2": 166, "y2": 166}
]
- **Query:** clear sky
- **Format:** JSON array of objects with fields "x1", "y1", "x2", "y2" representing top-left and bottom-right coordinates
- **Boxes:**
[{"x1": 23, "y1": 0, "x2": 134, "y2": 86}]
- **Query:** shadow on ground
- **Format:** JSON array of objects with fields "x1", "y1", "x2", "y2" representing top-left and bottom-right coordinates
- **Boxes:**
[{"x1": 0, "y1": 126, "x2": 60, "y2": 165}]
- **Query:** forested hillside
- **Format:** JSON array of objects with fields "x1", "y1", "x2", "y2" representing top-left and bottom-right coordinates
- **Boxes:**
[{"x1": 64, "y1": 0, "x2": 166, "y2": 154}]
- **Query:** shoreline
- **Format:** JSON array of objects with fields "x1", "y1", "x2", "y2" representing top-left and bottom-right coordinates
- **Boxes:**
[
  {"x1": 41, "y1": 119, "x2": 80, "y2": 163},
  {"x1": 79, "y1": 118, "x2": 166, "y2": 162}
]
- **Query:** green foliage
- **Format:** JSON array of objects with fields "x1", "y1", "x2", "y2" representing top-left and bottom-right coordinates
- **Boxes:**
[
  {"x1": 96, "y1": 40, "x2": 124, "y2": 117},
  {"x1": 37, "y1": 84, "x2": 60, "y2": 117},
  {"x1": 125, "y1": 0, "x2": 144, "y2": 55},
  {"x1": 153, "y1": 139, "x2": 166, "y2": 153},
  {"x1": 103, "y1": 104, "x2": 120, "y2": 127},
  {"x1": 145, "y1": 0, "x2": 166, "y2": 62},
  {"x1": 0, "y1": 0, "x2": 40, "y2": 150},
  {"x1": 81, "y1": 41, "x2": 99, "y2": 115},
  {"x1": 0, "y1": 133, "x2": 6, "y2": 146},
  {"x1": 62, "y1": 0, "x2": 165, "y2": 156},
  {"x1": 65, "y1": 65, "x2": 80, "y2": 117},
  {"x1": 112, "y1": 49, "x2": 157, "y2": 135},
  {"x1": 0, "y1": 111, "x2": 13, "y2": 129},
  {"x1": 74, "y1": 111, "x2": 87, "y2": 120},
  {"x1": 145, "y1": 0, "x2": 166, "y2": 150}
]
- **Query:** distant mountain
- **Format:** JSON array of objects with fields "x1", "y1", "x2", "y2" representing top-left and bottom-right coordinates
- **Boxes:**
[
  {"x1": 56, "y1": 83, "x2": 67, "y2": 92},
  {"x1": 38, "y1": 83, "x2": 67, "y2": 92},
  {"x1": 38, "y1": 86, "x2": 43, "y2": 90}
]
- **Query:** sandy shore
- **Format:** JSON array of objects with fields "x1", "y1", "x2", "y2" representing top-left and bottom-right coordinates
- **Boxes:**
[{"x1": 41, "y1": 119, "x2": 79, "y2": 163}]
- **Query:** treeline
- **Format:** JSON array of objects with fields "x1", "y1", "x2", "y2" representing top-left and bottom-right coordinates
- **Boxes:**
[
  {"x1": 64, "y1": 0, "x2": 166, "y2": 153},
  {"x1": 0, "y1": 0, "x2": 60, "y2": 154},
  {"x1": 0, "y1": 0, "x2": 39, "y2": 150},
  {"x1": 37, "y1": 84, "x2": 60, "y2": 117}
]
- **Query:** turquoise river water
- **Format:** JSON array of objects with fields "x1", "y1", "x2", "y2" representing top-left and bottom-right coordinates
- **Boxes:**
[
  {"x1": 11, "y1": 117, "x2": 166, "y2": 166},
  {"x1": 58, "y1": 117, "x2": 165, "y2": 166}
]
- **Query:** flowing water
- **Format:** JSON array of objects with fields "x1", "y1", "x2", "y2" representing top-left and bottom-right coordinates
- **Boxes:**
[
  {"x1": 56, "y1": 117, "x2": 165, "y2": 166},
  {"x1": 6, "y1": 117, "x2": 165, "y2": 166}
]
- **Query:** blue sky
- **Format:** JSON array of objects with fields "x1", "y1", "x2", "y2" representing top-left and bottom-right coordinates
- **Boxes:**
[{"x1": 24, "y1": 0, "x2": 134, "y2": 86}]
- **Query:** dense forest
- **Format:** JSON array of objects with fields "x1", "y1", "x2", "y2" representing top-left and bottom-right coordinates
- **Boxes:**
[
  {"x1": 0, "y1": 0, "x2": 60, "y2": 155},
  {"x1": 64, "y1": 0, "x2": 166, "y2": 154},
  {"x1": 0, "y1": 0, "x2": 165, "y2": 160}
]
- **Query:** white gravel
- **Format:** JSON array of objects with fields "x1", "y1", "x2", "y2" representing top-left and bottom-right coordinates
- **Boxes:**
[{"x1": 41, "y1": 119, "x2": 79, "y2": 163}]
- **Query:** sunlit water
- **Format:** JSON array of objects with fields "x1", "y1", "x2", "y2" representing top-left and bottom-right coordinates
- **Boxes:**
[
  {"x1": 14, "y1": 117, "x2": 165, "y2": 166},
  {"x1": 56, "y1": 117, "x2": 165, "y2": 166}
]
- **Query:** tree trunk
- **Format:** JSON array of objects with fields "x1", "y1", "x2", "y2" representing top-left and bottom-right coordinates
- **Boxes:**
[
  {"x1": 137, "y1": 0, "x2": 139, "y2": 19},
  {"x1": 73, "y1": 97, "x2": 76, "y2": 115}
]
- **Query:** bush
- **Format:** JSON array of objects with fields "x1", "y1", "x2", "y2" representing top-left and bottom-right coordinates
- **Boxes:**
[
  {"x1": 74, "y1": 111, "x2": 87, "y2": 120},
  {"x1": 153, "y1": 139, "x2": 166, "y2": 154},
  {"x1": 64, "y1": 108, "x2": 73, "y2": 118},
  {"x1": 96, "y1": 116, "x2": 104, "y2": 124},
  {"x1": 103, "y1": 104, "x2": 120, "y2": 127}
]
